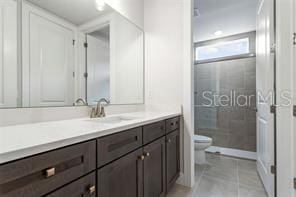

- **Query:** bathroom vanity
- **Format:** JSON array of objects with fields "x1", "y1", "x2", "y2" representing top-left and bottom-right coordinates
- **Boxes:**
[
  {"x1": 0, "y1": 113, "x2": 181, "y2": 197},
  {"x1": 0, "y1": 1, "x2": 181, "y2": 196}
]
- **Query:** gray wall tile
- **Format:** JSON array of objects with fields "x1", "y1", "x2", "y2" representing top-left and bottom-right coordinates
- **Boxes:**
[{"x1": 195, "y1": 56, "x2": 256, "y2": 152}]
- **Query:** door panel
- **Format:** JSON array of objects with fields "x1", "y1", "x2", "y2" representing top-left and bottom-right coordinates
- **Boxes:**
[
  {"x1": 97, "y1": 149, "x2": 143, "y2": 197},
  {"x1": 166, "y1": 130, "x2": 180, "y2": 192},
  {"x1": 46, "y1": 173, "x2": 96, "y2": 197},
  {"x1": 0, "y1": 0, "x2": 17, "y2": 108},
  {"x1": 256, "y1": 0, "x2": 275, "y2": 196},
  {"x1": 29, "y1": 13, "x2": 74, "y2": 107},
  {"x1": 143, "y1": 137, "x2": 166, "y2": 197}
]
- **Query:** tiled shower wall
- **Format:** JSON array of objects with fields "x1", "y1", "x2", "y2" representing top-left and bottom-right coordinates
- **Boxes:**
[{"x1": 194, "y1": 57, "x2": 257, "y2": 152}]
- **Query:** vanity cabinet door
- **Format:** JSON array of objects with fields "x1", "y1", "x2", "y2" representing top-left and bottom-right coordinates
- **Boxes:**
[
  {"x1": 0, "y1": 141, "x2": 96, "y2": 197},
  {"x1": 143, "y1": 137, "x2": 166, "y2": 197},
  {"x1": 46, "y1": 172, "x2": 96, "y2": 197},
  {"x1": 97, "y1": 148, "x2": 143, "y2": 197},
  {"x1": 166, "y1": 129, "x2": 180, "y2": 192}
]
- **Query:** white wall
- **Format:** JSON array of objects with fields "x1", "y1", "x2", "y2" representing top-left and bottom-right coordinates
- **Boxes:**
[
  {"x1": 144, "y1": 0, "x2": 194, "y2": 187},
  {"x1": 144, "y1": 0, "x2": 183, "y2": 110},
  {"x1": 105, "y1": 0, "x2": 144, "y2": 29}
]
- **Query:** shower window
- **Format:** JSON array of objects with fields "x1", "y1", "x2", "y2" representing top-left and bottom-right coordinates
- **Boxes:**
[{"x1": 195, "y1": 32, "x2": 256, "y2": 64}]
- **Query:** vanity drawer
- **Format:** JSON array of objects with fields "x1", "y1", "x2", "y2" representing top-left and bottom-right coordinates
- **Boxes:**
[
  {"x1": 143, "y1": 121, "x2": 165, "y2": 145},
  {"x1": 97, "y1": 127, "x2": 143, "y2": 168},
  {"x1": 46, "y1": 172, "x2": 96, "y2": 197},
  {"x1": 0, "y1": 140, "x2": 96, "y2": 197},
  {"x1": 165, "y1": 117, "x2": 180, "y2": 134}
]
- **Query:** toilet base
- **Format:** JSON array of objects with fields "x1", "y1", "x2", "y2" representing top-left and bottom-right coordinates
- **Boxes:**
[{"x1": 195, "y1": 150, "x2": 206, "y2": 165}]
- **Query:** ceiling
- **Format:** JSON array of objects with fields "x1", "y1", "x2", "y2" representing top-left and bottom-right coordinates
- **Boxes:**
[
  {"x1": 27, "y1": 0, "x2": 113, "y2": 26},
  {"x1": 89, "y1": 25, "x2": 110, "y2": 41},
  {"x1": 194, "y1": 0, "x2": 259, "y2": 42}
]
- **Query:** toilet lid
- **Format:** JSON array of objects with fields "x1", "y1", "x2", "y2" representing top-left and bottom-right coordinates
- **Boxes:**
[{"x1": 194, "y1": 135, "x2": 212, "y2": 143}]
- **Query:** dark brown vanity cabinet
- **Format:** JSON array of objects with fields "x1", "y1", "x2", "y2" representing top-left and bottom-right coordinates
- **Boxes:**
[
  {"x1": 96, "y1": 118, "x2": 179, "y2": 197},
  {"x1": 0, "y1": 141, "x2": 96, "y2": 197},
  {"x1": 0, "y1": 116, "x2": 180, "y2": 197},
  {"x1": 97, "y1": 149, "x2": 143, "y2": 197},
  {"x1": 165, "y1": 130, "x2": 180, "y2": 192},
  {"x1": 46, "y1": 172, "x2": 96, "y2": 197},
  {"x1": 143, "y1": 137, "x2": 166, "y2": 197}
]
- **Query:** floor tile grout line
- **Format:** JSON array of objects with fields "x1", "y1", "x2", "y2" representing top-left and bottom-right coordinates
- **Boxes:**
[
  {"x1": 237, "y1": 159, "x2": 240, "y2": 197},
  {"x1": 194, "y1": 164, "x2": 207, "y2": 194},
  {"x1": 192, "y1": 154, "x2": 268, "y2": 197}
]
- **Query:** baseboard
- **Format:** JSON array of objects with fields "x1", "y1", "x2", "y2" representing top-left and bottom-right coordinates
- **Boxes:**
[
  {"x1": 175, "y1": 172, "x2": 185, "y2": 186},
  {"x1": 206, "y1": 146, "x2": 257, "y2": 160}
]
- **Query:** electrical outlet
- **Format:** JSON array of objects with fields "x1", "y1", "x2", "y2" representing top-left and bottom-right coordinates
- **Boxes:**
[{"x1": 148, "y1": 91, "x2": 153, "y2": 100}]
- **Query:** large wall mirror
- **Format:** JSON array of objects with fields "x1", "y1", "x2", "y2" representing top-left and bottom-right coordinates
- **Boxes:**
[{"x1": 0, "y1": 0, "x2": 144, "y2": 109}]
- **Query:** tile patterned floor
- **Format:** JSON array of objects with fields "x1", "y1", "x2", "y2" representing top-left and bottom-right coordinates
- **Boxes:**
[{"x1": 167, "y1": 153, "x2": 268, "y2": 197}]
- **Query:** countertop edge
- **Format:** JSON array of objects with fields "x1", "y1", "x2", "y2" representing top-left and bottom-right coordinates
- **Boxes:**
[{"x1": 0, "y1": 112, "x2": 181, "y2": 165}]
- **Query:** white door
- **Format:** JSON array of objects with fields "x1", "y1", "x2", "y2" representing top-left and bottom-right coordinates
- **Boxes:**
[
  {"x1": 86, "y1": 34, "x2": 110, "y2": 105},
  {"x1": 0, "y1": 0, "x2": 17, "y2": 108},
  {"x1": 29, "y1": 13, "x2": 74, "y2": 107},
  {"x1": 256, "y1": 0, "x2": 275, "y2": 196},
  {"x1": 294, "y1": 2, "x2": 296, "y2": 197}
]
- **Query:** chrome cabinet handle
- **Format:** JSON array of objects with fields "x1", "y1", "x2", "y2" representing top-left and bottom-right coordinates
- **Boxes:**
[{"x1": 144, "y1": 152, "x2": 150, "y2": 157}]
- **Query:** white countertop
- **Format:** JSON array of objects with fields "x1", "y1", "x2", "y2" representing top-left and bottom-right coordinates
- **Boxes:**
[{"x1": 0, "y1": 111, "x2": 181, "y2": 164}]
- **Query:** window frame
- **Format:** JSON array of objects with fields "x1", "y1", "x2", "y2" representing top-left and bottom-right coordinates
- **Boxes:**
[{"x1": 194, "y1": 31, "x2": 256, "y2": 64}]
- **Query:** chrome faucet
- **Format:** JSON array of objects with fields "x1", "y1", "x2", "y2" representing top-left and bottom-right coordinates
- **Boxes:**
[
  {"x1": 91, "y1": 98, "x2": 110, "y2": 118},
  {"x1": 75, "y1": 98, "x2": 87, "y2": 106}
]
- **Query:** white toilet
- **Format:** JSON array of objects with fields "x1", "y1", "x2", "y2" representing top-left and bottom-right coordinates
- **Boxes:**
[{"x1": 194, "y1": 135, "x2": 212, "y2": 164}]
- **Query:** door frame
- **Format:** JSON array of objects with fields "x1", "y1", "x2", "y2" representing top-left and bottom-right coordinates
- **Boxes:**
[
  {"x1": 179, "y1": 0, "x2": 195, "y2": 188},
  {"x1": 256, "y1": 0, "x2": 277, "y2": 195},
  {"x1": 275, "y1": 0, "x2": 295, "y2": 196}
]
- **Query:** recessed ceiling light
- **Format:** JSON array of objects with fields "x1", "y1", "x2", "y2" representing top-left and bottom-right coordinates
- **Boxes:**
[
  {"x1": 95, "y1": 0, "x2": 106, "y2": 11},
  {"x1": 214, "y1": 30, "x2": 223, "y2": 36}
]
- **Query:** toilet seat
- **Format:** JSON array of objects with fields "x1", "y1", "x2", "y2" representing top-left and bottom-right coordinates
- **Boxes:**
[{"x1": 194, "y1": 135, "x2": 212, "y2": 143}]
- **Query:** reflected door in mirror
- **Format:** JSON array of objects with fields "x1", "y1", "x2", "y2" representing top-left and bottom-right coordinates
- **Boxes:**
[
  {"x1": 0, "y1": 0, "x2": 17, "y2": 108},
  {"x1": 87, "y1": 31, "x2": 110, "y2": 105},
  {"x1": 25, "y1": 10, "x2": 74, "y2": 107}
]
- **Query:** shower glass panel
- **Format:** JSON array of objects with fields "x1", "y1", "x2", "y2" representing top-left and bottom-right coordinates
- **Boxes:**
[{"x1": 194, "y1": 32, "x2": 257, "y2": 152}]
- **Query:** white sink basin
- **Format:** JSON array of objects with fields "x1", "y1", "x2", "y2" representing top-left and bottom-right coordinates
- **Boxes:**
[{"x1": 87, "y1": 116, "x2": 139, "y2": 124}]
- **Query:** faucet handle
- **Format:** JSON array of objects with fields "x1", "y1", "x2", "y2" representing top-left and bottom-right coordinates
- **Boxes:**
[
  {"x1": 99, "y1": 106, "x2": 106, "y2": 117},
  {"x1": 90, "y1": 107, "x2": 96, "y2": 118}
]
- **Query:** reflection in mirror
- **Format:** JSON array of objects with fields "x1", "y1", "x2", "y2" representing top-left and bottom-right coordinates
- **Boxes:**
[
  {"x1": 0, "y1": 0, "x2": 18, "y2": 108},
  {"x1": 87, "y1": 25, "x2": 111, "y2": 105},
  {"x1": 85, "y1": 12, "x2": 144, "y2": 105},
  {"x1": 0, "y1": 0, "x2": 144, "y2": 109}
]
